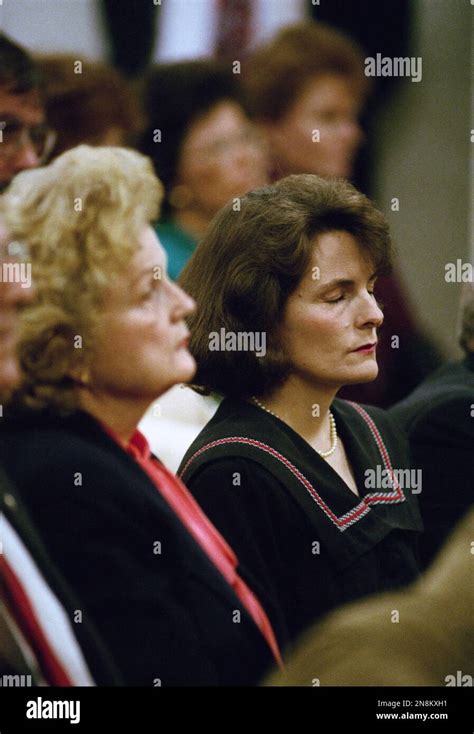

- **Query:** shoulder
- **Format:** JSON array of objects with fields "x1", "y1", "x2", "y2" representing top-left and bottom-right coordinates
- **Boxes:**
[
  {"x1": 0, "y1": 410, "x2": 117, "y2": 475},
  {"x1": 390, "y1": 360, "x2": 474, "y2": 431},
  {"x1": 0, "y1": 410, "x2": 158, "y2": 519},
  {"x1": 390, "y1": 362, "x2": 474, "y2": 430},
  {"x1": 335, "y1": 398, "x2": 409, "y2": 454},
  {"x1": 186, "y1": 454, "x2": 282, "y2": 492}
]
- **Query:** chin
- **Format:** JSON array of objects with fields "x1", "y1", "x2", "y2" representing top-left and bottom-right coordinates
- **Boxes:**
[
  {"x1": 174, "y1": 354, "x2": 197, "y2": 384},
  {"x1": 347, "y1": 365, "x2": 379, "y2": 384}
]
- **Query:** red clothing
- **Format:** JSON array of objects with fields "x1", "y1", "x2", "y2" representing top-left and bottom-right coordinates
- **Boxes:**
[
  {"x1": 1, "y1": 555, "x2": 73, "y2": 686},
  {"x1": 105, "y1": 425, "x2": 283, "y2": 668}
]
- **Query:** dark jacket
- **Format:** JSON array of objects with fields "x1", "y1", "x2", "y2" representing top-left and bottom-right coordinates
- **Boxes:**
[
  {"x1": 0, "y1": 409, "x2": 274, "y2": 686},
  {"x1": 179, "y1": 398, "x2": 423, "y2": 651},
  {"x1": 390, "y1": 354, "x2": 474, "y2": 568},
  {"x1": 0, "y1": 466, "x2": 121, "y2": 684}
]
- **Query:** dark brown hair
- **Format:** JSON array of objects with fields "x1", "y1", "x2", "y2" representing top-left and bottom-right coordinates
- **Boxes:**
[
  {"x1": 242, "y1": 21, "x2": 370, "y2": 122},
  {"x1": 179, "y1": 174, "x2": 392, "y2": 399},
  {"x1": 35, "y1": 54, "x2": 145, "y2": 157},
  {"x1": 0, "y1": 32, "x2": 42, "y2": 94},
  {"x1": 139, "y1": 60, "x2": 239, "y2": 213}
]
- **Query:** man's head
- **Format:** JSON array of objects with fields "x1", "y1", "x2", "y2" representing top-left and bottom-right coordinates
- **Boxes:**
[{"x1": 0, "y1": 33, "x2": 51, "y2": 191}]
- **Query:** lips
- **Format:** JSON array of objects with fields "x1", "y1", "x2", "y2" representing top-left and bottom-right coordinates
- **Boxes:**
[
  {"x1": 177, "y1": 333, "x2": 190, "y2": 349},
  {"x1": 353, "y1": 342, "x2": 377, "y2": 352}
]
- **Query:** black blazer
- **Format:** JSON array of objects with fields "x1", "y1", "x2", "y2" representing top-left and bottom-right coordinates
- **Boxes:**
[
  {"x1": 0, "y1": 409, "x2": 274, "y2": 686},
  {"x1": 390, "y1": 355, "x2": 474, "y2": 567},
  {"x1": 0, "y1": 467, "x2": 121, "y2": 684}
]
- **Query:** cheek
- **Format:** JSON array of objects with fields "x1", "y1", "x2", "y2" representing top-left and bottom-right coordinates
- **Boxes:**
[
  {"x1": 288, "y1": 308, "x2": 349, "y2": 360},
  {"x1": 100, "y1": 311, "x2": 163, "y2": 351}
]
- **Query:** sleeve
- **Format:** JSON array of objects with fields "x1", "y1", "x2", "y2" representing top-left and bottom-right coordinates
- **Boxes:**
[{"x1": 188, "y1": 457, "x2": 294, "y2": 647}]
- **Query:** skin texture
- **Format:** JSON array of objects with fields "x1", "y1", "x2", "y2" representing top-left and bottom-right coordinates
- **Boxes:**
[
  {"x1": 0, "y1": 88, "x2": 44, "y2": 190},
  {"x1": 0, "y1": 220, "x2": 34, "y2": 387},
  {"x1": 263, "y1": 74, "x2": 364, "y2": 179},
  {"x1": 78, "y1": 226, "x2": 196, "y2": 442},
  {"x1": 259, "y1": 231, "x2": 383, "y2": 486},
  {"x1": 279, "y1": 230, "x2": 382, "y2": 390},
  {"x1": 174, "y1": 100, "x2": 269, "y2": 236}
]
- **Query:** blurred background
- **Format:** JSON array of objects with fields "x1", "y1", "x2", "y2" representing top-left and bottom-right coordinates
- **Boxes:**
[{"x1": 0, "y1": 0, "x2": 471, "y2": 359}]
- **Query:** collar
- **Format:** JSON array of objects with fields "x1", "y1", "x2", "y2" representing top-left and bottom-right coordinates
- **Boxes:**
[
  {"x1": 179, "y1": 398, "x2": 423, "y2": 569},
  {"x1": 97, "y1": 421, "x2": 151, "y2": 462}
]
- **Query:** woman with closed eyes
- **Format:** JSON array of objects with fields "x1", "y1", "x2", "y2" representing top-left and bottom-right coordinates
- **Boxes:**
[{"x1": 178, "y1": 174, "x2": 423, "y2": 652}]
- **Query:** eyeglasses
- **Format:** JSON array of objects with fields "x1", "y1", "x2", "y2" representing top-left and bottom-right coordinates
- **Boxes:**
[
  {"x1": 185, "y1": 127, "x2": 265, "y2": 164},
  {"x1": 0, "y1": 239, "x2": 30, "y2": 262},
  {"x1": 0, "y1": 118, "x2": 57, "y2": 164}
]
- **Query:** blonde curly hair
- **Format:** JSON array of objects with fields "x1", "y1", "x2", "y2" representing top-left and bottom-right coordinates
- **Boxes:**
[{"x1": 0, "y1": 144, "x2": 164, "y2": 413}]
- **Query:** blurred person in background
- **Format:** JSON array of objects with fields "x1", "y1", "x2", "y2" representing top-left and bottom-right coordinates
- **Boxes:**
[
  {"x1": 0, "y1": 145, "x2": 282, "y2": 685},
  {"x1": 139, "y1": 60, "x2": 269, "y2": 282},
  {"x1": 241, "y1": 21, "x2": 442, "y2": 408},
  {"x1": 35, "y1": 54, "x2": 145, "y2": 157},
  {"x1": 390, "y1": 284, "x2": 474, "y2": 569},
  {"x1": 242, "y1": 21, "x2": 369, "y2": 181},
  {"x1": 0, "y1": 33, "x2": 55, "y2": 192}
]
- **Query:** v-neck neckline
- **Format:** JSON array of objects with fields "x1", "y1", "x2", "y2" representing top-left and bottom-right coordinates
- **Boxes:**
[
  {"x1": 246, "y1": 399, "x2": 370, "y2": 504},
  {"x1": 181, "y1": 397, "x2": 423, "y2": 568}
]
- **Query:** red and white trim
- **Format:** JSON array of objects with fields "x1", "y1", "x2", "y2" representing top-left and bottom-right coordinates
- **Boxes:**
[{"x1": 179, "y1": 402, "x2": 405, "y2": 533}]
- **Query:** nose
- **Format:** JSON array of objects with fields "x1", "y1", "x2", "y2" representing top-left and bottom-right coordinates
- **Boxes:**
[
  {"x1": 13, "y1": 140, "x2": 41, "y2": 173},
  {"x1": 169, "y1": 279, "x2": 196, "y2": 321},
  {"x1": 231, "y1": 135, "x2": 258, "y2": 168},
  {"x1": 339, "y1": 118, "x2": 364, "y2": 148},
  {"x1": 356, "y1": 291, "x2": 384, "y2": 330}
]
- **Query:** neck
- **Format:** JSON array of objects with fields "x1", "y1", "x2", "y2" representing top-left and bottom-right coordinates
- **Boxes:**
[
  {"x1": 257, "y1": 375, "x2": 339, "y2": 451},
  {"x1": 174, "y1": 208, "x2": 212, "y2": 240},
  {"x1": 77, "y1": 389, "x2": 150, "y2": 445}
]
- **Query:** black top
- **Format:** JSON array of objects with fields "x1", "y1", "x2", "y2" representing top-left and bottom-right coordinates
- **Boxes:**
[
  {"x1": 0, "y1": 409, "x2": 274, "y2": 686},
  {"x1": 390, "y1": 356, "x2": 474, "y2": 568},
  {"x1": 179, "y1": 398, "x2": 423, "y2": 652}
]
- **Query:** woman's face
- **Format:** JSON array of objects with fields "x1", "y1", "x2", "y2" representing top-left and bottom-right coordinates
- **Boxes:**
[
  {"x1": 176, "y1": 100, "x2": 269, "y2": 216},
  {"x1": 89, "y1": 226, "x2": 196, "y2": 401},
  {"x1": 265, "y1": 74, "x2": 364, "y2": 179},
  {"x1": 278, "y1": 230, "x2": 383, "y2": 390}
]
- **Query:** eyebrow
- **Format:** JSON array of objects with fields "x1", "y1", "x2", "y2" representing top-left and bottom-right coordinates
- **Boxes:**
[
  {"x1": 132, "y1": 263, "x2": 165, "y2": 286},
  {"x1": 317, "y1": 273, "x2": 378, "y2": 291}
]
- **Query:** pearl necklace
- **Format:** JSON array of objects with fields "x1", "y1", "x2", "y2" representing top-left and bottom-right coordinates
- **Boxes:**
[{"x1": 250, "y1": 397, "x2": 338, "y2": 458}]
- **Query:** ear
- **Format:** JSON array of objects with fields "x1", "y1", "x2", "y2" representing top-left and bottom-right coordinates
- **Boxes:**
[{"x1": 68, "y1": 363, "x2": 90, "y2": 387}]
